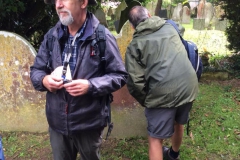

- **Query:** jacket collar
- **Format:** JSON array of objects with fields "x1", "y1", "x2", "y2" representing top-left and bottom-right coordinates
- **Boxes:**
[
  {"x1": 53, "y1": 12, "x2": 100, "y2": 41},
  {"x1": 133, "y1": 16, "x2": 166, "y2": 38}
]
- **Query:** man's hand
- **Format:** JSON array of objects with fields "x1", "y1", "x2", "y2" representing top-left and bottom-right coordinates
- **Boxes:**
[
  {"x1": 42, "y1": 75, "x2": 64, "y2": 93},
  {"x1": 63, "y1": 79, "x2": 89, "y2": 96}
]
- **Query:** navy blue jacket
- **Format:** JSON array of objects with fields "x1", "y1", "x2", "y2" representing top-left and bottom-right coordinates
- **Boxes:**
[{"x1": 30, "y1": 12, "x2": 128, "y2": 135}]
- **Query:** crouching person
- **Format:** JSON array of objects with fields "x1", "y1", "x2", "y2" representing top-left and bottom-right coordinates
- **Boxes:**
[{"x1": 125, "y1": 6, "x2": 198, "y2": 160}]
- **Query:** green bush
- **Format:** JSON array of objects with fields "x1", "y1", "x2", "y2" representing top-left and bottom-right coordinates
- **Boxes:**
[
  {"x1": 227, "y1": 53, "x2": 240, "y2": 78},
  {"x1": 221, "y1": 1, "x2": 240, "y2": 52}
]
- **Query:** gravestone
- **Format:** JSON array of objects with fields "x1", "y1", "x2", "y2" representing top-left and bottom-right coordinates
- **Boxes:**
[
  {"x1": 94, "y1": 8, "x2": 108, "y2": 27},
  {"x1": 204, "y1": 2, "x2": 214, "y2": 28},
  {"x1": 0, "y1": 31, "x2": 47, "y2": 132},
  {"x1": 115, "y1": 1, "x2": 127, "y2": 21},
  {"x1": 167, "y1": 5, "x2": 175, "y2": 19},
  {"x1": 113, "y1": 21, "x2": 147, "y2": 137},
  {"x1": 181, "y1": 6, "x2": 191, "y2": 24},
  {"x1": 116, "y1": 21, "x2": 134, "y2": 61},
  {"x1": 215, "y1": 19, "x2": 228, "y2": 31},
  {"x1": 172, "y1": 3, "x2": 183, "y2": 22},
  {"x1": 0, "y1": 28, "x2": 148, "y2": 138},
  {"x1": 197, "y1": 0, "x2": 205, "y2": 19},
  {"x1": 193, "y1": 18, "x2": 205, "y2": 30}
]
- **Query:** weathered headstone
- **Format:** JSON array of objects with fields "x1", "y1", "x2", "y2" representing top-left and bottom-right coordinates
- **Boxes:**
[
  {"x1": 172, "y1": 3, "x2": 183, "y2": 22},
  {"x1": 0, "y1": 28, "x2": 148, "y2": 138},
  {"x1": 181, "y1": 6, "x2": 191, "y2": 24},
  {"x1": 113, "y1": 21, "x2": 146, "y2": 138},
  {"x1": 193, "y1": 18, "x2": 205, "y2": 30},
  {"x1": 204, "y1": 2, "x2": 214, "y2": 28},
  {"x1": 116, "y1": 21, "x2": 134, "y2": 61},
  {"x1": 197, "y1": 0, "x2": 206, "y2": 19},
  {"x1": 115, "y1": 1, "x2": 127, "y2": 21},
  {"x1": 215, "y1": 19, "x2": 228, "y2": 31},
  {"x1": 167, "y1": 5, "x2": 175, "y2": 19},
  {"x1": 0, "y1": 31, "x2": 47, "y2": 132},
  {"x1": 94, "y1": 8, "x2": 108, "y2": 27}
]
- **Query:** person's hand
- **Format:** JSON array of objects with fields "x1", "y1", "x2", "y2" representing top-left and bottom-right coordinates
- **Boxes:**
[
  {"x1": 63, "y1": 79, "x2": 89, "y2": 96},
  {"x1": 42, "y1": 75, "x2": 63, "y2": 93}
]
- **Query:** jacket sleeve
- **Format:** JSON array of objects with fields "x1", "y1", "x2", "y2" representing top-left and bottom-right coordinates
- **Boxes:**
[
  {"x1": 30, "y1": 33, "x2": 51, "y2": 92},
  {"x1": 88, "y1": 31, "x2": 128, "y2": 96},
  {"x1": 125, "y1": 46, "x2": 146, "y2": 106}
]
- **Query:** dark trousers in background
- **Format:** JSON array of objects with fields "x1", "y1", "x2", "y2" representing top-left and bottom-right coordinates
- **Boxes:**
[{"x1": 49, "y1": 127, "x2": 103, "y2": 160}]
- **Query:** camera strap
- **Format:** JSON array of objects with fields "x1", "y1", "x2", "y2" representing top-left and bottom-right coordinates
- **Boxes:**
[{"x1": 62, "y1": 19, "x2": 88, "y2": 83}]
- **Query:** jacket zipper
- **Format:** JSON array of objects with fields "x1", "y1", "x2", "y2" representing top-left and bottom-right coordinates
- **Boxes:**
[{"x1": 65, "y1": 104, "x2": 68, "y2": 114}]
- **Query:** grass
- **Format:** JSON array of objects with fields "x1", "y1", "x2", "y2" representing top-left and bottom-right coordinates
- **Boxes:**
[
  {"x1": 181, "y1": 19, "x2": 231, "y2": 57},
  {"x1": 1, "y1": 80, "x2": 240, "y2": 159}
]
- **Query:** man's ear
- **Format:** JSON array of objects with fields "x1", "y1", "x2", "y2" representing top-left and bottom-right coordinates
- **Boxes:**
[{"x1": 81, "y1": 0, "x2": 88, "y2": 8}]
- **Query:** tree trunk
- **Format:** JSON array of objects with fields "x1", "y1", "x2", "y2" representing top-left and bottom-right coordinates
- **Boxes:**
[{"x1": 154, "y1": 0, "x2": 162, "y2": 16}]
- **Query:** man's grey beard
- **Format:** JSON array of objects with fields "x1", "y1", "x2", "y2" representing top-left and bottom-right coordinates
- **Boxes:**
[{"x1": 57, "y1": 9, "x2": 74, "y2": 26}]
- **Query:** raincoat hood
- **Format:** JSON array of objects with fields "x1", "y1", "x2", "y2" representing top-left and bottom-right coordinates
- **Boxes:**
[{"x1": 133, "y1": 16, "x2": 166, "y2": 38}]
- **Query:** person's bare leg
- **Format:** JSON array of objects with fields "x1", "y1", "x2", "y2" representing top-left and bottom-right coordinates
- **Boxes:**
[
  {"x1": 171, "y1": 122, "x2": 184, "y2": 152},
  {"x1": 148, "y1": 136, "x2": 163, "y2": 160}
]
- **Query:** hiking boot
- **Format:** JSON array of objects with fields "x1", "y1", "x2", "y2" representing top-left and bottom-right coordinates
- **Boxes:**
[{"x1": 163, "y1": 146, "x2": 180, "y2": 160}]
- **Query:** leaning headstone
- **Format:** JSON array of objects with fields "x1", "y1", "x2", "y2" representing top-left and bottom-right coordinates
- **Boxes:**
[
  {"x1": 94, "y1": 8, "x2": 108, "y2": 28},
  {"x1": 115, "y1": 1, "x2": 127, "y2": 20},
  {"x1": 116, "y1": 21, "x2": 134, "y2": 61},
  {"x1": 181, "y1": 6, "x2": 191, "y2": 24},
  {"x1": 0, "y1": 31, "x2": 47, "y2": 132},
  {"x1": 204, "y1": 2, "x2": 214, "y2": 28}
]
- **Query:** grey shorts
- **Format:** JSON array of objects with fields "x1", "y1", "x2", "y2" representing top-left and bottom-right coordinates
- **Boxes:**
[{"x1": 145, "y1": 102, "x2": 193, "y2": 139}]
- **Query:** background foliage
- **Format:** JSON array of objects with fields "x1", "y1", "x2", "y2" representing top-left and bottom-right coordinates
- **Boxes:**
[
  {"x1": 0, "y1": 0, "x2": 239, "y2": 53},
  {"x1": 0, "y1": 0, "x2": 58, "y2": 51},
  {"x1": 221, "y1": 0, "x2": 240, "y2": 52}
]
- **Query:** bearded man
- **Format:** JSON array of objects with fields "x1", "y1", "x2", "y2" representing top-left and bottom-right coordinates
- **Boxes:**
[{"x1": 30, "y1": 0, "x2": 128, "y2": 159}]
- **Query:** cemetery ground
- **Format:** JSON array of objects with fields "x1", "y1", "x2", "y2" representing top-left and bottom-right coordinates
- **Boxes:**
[
  {"x1": 1, "y1": 79, "x2": 240, "y2": 160},
  {"x1": 1, "y1": 18, "x2": 237, "y2": 160}
]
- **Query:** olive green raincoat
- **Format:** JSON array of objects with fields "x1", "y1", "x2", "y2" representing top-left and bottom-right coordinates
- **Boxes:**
[{"x1": 125, "y1": 16, "x2": 198, "y2": 108}]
